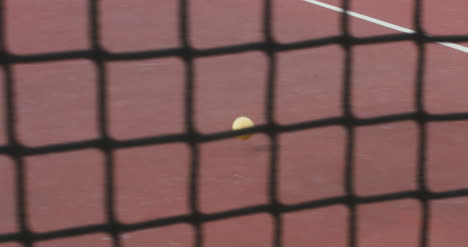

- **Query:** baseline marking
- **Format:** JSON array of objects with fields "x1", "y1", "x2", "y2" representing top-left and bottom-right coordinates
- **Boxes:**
[{"x1": 304, "y1": 0, "x2": 468, "y2": 53}]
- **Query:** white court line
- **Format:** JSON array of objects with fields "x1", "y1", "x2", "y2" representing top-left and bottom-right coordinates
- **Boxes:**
[{"x1": 304, "y1": 0, "x2": 468, "y2": 53}]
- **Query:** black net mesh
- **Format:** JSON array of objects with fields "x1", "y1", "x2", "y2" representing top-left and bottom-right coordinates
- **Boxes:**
[{"x1": 1, "y1": 0, "x2": 468, "y2": 247}]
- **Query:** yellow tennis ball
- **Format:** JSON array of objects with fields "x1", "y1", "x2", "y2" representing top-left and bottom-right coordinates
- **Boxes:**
[{"x1": 232, "y1": 116, "x2": 255, "y2": 140}]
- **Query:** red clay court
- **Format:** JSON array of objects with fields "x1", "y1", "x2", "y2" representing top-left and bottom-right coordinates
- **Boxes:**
[{"x1": 1, "y1": 0, "x2": 468, "y2": 247}]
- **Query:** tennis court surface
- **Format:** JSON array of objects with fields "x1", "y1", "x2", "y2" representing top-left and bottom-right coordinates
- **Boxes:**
[{"x1": 1, "y1": 0, "x2": 468, "y2": 246}]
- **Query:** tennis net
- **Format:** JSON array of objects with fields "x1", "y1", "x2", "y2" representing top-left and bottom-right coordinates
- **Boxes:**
[{"x1": 1, "y1": 0, "x2": 468, "y2": 247}]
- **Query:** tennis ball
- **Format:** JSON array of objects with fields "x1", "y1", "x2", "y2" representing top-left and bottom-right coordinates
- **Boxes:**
[{"x1": 232, "y1": 116, "x2": 255, "y2": 140}]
